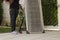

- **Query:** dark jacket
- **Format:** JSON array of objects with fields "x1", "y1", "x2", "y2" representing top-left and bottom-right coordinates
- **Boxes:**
[{"x1": 10, "y1": 0, "x2": 19, "y2": 9}]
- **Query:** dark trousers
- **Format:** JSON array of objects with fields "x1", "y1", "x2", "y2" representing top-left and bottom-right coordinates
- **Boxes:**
[{"x1": 10, "y1": 8, "x2": 18, "y2": 32}]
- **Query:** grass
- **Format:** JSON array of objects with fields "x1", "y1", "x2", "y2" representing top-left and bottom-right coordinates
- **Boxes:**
[
  {"x1": 0, "y1": 26, "x2": 26, "y2": 33},
  {"x1": 0, "y1": 27, "x2": 11, "y2": 33}
]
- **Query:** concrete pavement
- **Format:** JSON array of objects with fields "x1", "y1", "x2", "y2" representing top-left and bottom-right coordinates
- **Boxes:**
[{"x1": 0, "y1": 31, "x2": 60, "y2": 40}]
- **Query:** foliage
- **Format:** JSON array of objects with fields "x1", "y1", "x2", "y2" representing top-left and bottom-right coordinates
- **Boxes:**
[
  {"x1": 16, "y1": 9, "x2": 26, "y2": 28},
  {"x1": 41, "y1": 0, "x2": 58, "y2": 26},
  {"x1": 0, "y1": 0, "x2": 3, "y2": 25}
]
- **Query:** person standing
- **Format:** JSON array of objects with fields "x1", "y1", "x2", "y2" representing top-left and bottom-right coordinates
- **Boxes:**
[{"x1": 7, "y1": 0, "x2": 22, "y2": 34}]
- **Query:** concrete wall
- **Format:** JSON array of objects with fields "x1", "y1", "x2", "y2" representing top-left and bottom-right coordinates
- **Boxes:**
[{"x1": 25, "y1": 0, "x2": 44, "y2": 33}]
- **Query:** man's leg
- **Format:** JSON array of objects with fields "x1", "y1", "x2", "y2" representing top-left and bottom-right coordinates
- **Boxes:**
[
  {"x1": 19, "y1": 16, "x2": 24, "y2": 33},
  {"x1": 10, "y1": 9, "x2": 18, "y2": 32}
]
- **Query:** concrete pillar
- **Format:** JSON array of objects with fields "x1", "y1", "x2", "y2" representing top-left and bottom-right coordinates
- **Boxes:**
[
  {"x1": 25, "y1": 0, "x2": 44, "y2": 34},
  {"x1": 57, "y1": 0, "x2": 60, "y2": 28}
]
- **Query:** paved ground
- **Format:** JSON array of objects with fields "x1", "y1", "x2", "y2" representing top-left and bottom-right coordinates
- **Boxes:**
[{"x1": 0, "y1": 31, "x2": 60, "y2": 40}]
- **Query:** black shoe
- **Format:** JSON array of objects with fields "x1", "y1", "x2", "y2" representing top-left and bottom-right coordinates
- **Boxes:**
[
  {"x1": 42, "y1": 30, "x2": 45, "y2": 33},
  {"x1": 19, "y1": 31, "x2": 22, "y2": 34},
  {"x1": 19, "y1": 30, "x2": 22, "y2": 34},
  {"x1": 26, "y1": 31, "x2": 30, "y2": 34}
]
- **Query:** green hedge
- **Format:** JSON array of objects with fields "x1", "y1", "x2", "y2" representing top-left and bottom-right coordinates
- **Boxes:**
[{"x1": 41, "y1": 0, "x2": 58, "y2": 26}]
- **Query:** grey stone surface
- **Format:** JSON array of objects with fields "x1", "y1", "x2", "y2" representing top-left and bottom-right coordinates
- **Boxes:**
[
  {"x1": 25, "y1": 0, "x2": 43, "y2": 33},
  {"x1": 0, "y1": 31, "x2": 60, "y2": 40}
]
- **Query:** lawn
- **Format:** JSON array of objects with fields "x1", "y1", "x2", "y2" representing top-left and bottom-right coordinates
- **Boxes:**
[
  {"x1": 0, "y1": 26, "x2": 26, "y2": 33},
  {"x1": 0, "y1": 27, "x2": 11, "y2": 33}
]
